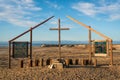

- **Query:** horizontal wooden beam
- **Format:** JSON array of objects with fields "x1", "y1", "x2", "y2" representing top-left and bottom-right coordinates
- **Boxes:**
[{"x1": 49, "y1": 28, "x2": 69, "y2": 30}]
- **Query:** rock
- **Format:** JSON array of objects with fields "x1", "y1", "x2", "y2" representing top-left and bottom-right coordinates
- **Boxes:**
[
  {"x1": 62, "y1": 45, "x2": 73, "y2": 48},
  {"x1": 48, "y1": 59, "x2": 63, "y2": 69},
  {"x1": 52, "y1": 63, "x2": 63, "y2": 69},
  {"x1": 74, "y1": 44, "x2": 86, "y2": 48},
  {"x1": 40, "y1": 44, "x2": 46, "y2": 47}
]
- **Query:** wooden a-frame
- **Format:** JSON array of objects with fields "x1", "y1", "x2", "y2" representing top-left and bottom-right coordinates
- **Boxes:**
[
  {"x1": 8, "y1": 16, "x2": 54, "y2": 68},
  {"x1": 67, "y1": 16, "x2": 113, "y2": 66}
]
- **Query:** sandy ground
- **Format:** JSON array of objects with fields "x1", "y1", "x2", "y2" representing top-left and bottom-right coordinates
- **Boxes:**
[{"x1": 0, "y1": 45, "x2": 120, "y2": 80}]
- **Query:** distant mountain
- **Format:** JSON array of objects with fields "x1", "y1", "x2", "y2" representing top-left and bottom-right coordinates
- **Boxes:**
[{"x1": 0, "y1": 41, "x2": 120, "y2": 47}]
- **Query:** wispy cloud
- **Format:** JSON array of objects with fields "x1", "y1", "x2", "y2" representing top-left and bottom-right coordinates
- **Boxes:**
[
  {"x1": 0, "y1": 0, "x2": 42, "y2": 27},
  {"x1": 49, "y1": 18, "x2": 73, "y2": 29},
  {"x1": 45, "y1": 1, "x2": 61, "y2": 9},
  {"x1": 72, "y1": 1, "x2": 120, "y2": 21},
  {"x1": 72, "y1": 2, "x2": 97, "y2": 16}
]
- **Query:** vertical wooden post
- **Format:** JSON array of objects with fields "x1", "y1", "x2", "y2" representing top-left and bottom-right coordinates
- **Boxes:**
[
  {"x1": 88, "y1": 26, "x2": 92, "y2": 64},
  {"x1": 65, "y1": 59, "x2": 69, "y2": 67},
  {"x1": 35, "y1": 59, "x2": 39, "y2": 66},
  {"x1": 92, "y1": 41, "x2": 95, "y2": 55},
  {"x1": 58, "y1": 19, "x2": 61, "y2": 60},
  {"x1": 9, "y1": 41, "x2": 11, "y2": 69},
  {"x1": 29, "y1": 59, "x2": 33, "y2": 67},
  {"x1": 93, "y1": 58, "x2": 97, "y2": 67},
  {"x1": 106, "y1": 40, "x2": 109, "y2": 56},
  {"x1": 20, "y1": 60, "x2": 24, "y2": 68},
  {"x1": 81, "y1": 58, "x2": 84, "y2": 66},
  {"x1": 40, "y1": 58, "x2": 44, "y2": 67},
  {"x1": 30, "y1": 28, "x2": 32, "y2": 60},
  {"x1": 110, "y1": 39, "x2": 113, "y2": 66}
]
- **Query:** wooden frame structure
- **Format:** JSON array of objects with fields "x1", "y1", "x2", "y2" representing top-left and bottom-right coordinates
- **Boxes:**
[
  {"x1": 8, "y1": 16, "x2": 54, "y2": 68},
  {"x1": 67, "y1": 16, "x2": 113, "y2": 66}
]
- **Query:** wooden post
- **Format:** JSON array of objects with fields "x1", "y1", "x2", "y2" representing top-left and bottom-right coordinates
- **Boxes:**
[
  {"x1": 88, "y1": 26, "x2": 92, "y2": 64},
  {"x1": 110, "y1": 39, "x2": 113, "y2": 66},
  {"x1": 49, "y1": 19, "x2": 69, "y2": 60},
  {"x1": 93, "y1": 58, "x2": 97, "y2": 67},
  {"x1": 29, "y1": 59, "x2": 33, "y2": 67},
  {"x1": 20, "y1": 60, "x2": 24, "y2": 68},
  {"x1": 30, "y1": 28, "x2": 32, "y2": 60},
  {"x1": 81, "y1": 58, "x2": 84, "y2": 66},
  {"x1": 58, "y1": 19, "x2": 61, "y2": 60},
  {"x1": 9, "y1": 41, "x2": 11, "y2": 69},
  {"x1": 40, "y1": 58, "x2": 44, "y2": 67},
  {"x1": 65, "y1": 59, "x2": 69, "y2": 67},
  {"x1": 92, "y1": 41, "x2": 95, "y2": 55},
  {"x1": 106, "y1": 40, "x2": 109, "y2": 55},
  {"x1": 35, "y1": 59, "x2": 39, "y2": 66}
]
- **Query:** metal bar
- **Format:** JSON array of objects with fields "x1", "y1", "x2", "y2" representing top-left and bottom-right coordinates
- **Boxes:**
[
  {"x1": 9, "y1": 16, "x2": 54, "y2": 42},
  {"x1": 67, "y1": 16, "x2": 111, "y2": 40},
  {"x1": 30, "y1": 28, "x2": 32, "y2": 59},
  {"x1": 50, "y1": 28, "x2": 69, "y2": 30},
  {"x1": 88, "y1": 26, "x2": 92, "y2": 63},
  {"x1": 9, "y1": 41, "x2": 11, "y2": 69}
]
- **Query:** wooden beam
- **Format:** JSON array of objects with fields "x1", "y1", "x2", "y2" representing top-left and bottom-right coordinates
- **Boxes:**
[
  {"x1": 67, "y1": 16, "x2": 111, "y2": 40},
  {"x1": 50, "y1": 28, "x2": 69, "y2": 30},
  {"x1": 9, "y1": 16, "x2": 54, "y2": 42}
]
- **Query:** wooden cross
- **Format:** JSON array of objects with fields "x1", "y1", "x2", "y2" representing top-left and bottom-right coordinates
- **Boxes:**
[{"x1": 50, "y1": 19, "x2": 69, "y2": 60}]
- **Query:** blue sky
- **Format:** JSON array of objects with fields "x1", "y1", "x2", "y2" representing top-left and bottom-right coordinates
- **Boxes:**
[{"x1": 0, "y1": 0, "x2": 120, "y2": 42}]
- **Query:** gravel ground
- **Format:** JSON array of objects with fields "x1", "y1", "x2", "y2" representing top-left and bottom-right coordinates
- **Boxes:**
[
  {"x1": 0, "y1": 66, "x2": 120, "y2": 80},
  {"x1": 0, "y1": 46, "x2": 120, "y2": 80}
]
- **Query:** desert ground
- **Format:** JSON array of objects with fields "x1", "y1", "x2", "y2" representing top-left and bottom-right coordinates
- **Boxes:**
[{"x1": 0, "y1": 44, "x2": 120, "y2": 80}]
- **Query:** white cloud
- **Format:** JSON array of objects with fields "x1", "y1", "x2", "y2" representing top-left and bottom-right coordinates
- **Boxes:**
[
  {"x1": 50, "y1": 21, "x2": 57, "y2": 25},
  {"x1": 45, "y1": 1, "x2": 61, "y2": 9},
  {"x1": 109, "y1": 14, "x2": 120, "y2": 21},
  {"x1": 72, "y1": 1, "x2": 120, "y2": 21},
  {"x1": 0, "y1": 0, "x2": 42, "y2": 27},
  {"x1": 72, "y1": 2, "x2": 97, "y2": 16},
  {"x1": 50, "y1": 18, "x2": 58, "y2": 25},
  {"x1": 61, "y1": 24, "x2": 73, "y2": 29},
  {"x1": 48, "y1": 18, "x2": 73, "y2": 29}
]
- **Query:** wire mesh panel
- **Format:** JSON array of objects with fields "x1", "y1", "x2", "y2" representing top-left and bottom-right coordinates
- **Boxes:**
[
  {"x1": 92, "y1": 41, "x2": 107, "y2": 58},
  {"x1": 12, "y1": 42, "x2": 29, "y2": 58},
  {"x1": 94, "y1": 41, "x2": 106, "y2": 54}
]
